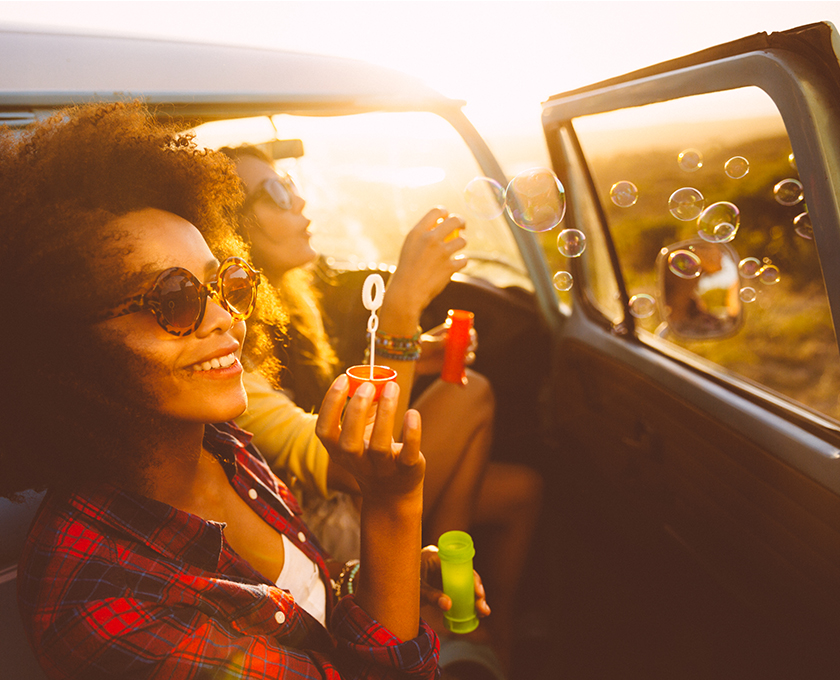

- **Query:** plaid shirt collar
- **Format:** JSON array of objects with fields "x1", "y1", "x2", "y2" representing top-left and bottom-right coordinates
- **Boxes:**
[{"x1": 62, "y1": 421, "x2": 317, "y2": 578}]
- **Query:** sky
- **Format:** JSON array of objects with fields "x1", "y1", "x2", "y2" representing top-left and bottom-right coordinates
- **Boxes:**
[{"x1": 2, "y1": 1, "x2": 839, "y2": 146}]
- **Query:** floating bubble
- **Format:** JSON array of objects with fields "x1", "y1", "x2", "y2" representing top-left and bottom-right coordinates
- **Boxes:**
[
  {"x1": 738, "y1": 257, "x2": 762, "y2": 279},
  {"x1": 758, "y1": 265, "x2": 780, "y2": 285},
  {"x1": 793, "y1": 211, "x2": 813, "y2": 240},
  {"x1": 610, "y1": 181, "x2": 638, "y2": 207},
  {"x1": 629, "y1": 294, "x2": 656, "y2": 319},
  {"x1": 553, "y1": 271, "x2": 574, "y2": 291},
  {"x1": 464, "y1": 177, "x2": 505, "y2": 219},
  {"x1": 505, "y1": 168, "x2": 566, "y2": 232},
  {"x1": 697, "y1": 201, "x2": 740, "y2": 243},
  {"x1": 668, "y1": 187, "x2": 705, "y2": 221},
  {"x1": 668, "y1": 249, "x2": 702, "y2": 279},
  {"x1": 713, "y1": 223, "x2": 737, "y2": 242},
  {"x1": 740, "y1": 287, "x2": 757, "y2": 303},
  {"x1": 724, "y1": 156, "x2": 749, "y2": 179},
  {"x1": 678, "y1": 149, "x2": 703, "y2": 172},
  {"x1": 774, "y1": 178, "x2": 804, "y2": 206},
  {"x1": 557, "y1": 229, "x2": 586, "y2": 258}
]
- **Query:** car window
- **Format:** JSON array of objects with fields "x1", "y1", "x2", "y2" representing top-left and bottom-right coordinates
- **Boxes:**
[
  {"x1": 191, "y1": 112, "x2": 530, "y2": 291},
  {"x1": 567, "y1": 86, "x2": 840, "y2": 421},
  {"x1": 545, "y1": 125, "x2": 623, "y2": 322}
]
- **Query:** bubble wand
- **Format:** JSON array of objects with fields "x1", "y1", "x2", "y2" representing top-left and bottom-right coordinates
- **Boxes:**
[
  {"x1": 362, "y1": 274, "x2": 385, "y2": 379},
  {"x1": 344, "y1": 275, "x2": 397, "y2": 401}
]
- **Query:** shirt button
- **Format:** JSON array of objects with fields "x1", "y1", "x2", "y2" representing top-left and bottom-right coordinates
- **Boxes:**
[
  {"x1": 297, "y1": 531, "x2": 307, "y2": 543},
  {"x1": 248, "y1": 488, "x2": 258, "y2": 500},
  {"x1": 275, "y1": 611, "x2": 286, "y2": 625}
]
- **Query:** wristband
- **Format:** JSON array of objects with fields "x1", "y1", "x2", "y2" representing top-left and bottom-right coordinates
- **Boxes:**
[{"x1": 364, "y1": 328, "x2": 422, "y2": 362}]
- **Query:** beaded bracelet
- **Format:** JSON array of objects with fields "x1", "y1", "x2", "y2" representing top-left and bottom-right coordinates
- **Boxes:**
[
  {"x1": 332, "y1": 559, "x2": 361, "y2": 599},
  {"x1": 344, "y1": 561, "x2": 361, "y2": 595},
  {"x1": 364, "y1": 328, "x2": 422, "y2": 362},
  {"x1": 376, "y1": 328, "x2": 422, "y2": 350}
]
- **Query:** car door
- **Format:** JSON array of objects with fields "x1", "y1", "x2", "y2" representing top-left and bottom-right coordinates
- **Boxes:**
[{"x1": 530, "y1": 20, "x2": 840, "y2": 638}]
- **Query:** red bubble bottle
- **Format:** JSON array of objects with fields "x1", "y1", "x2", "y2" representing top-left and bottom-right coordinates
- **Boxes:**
[{"x1": 441, "y1": 309, "x2": 473, "y2": 386}]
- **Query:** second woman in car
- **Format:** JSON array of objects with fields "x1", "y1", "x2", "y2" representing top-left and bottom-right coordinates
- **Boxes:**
[{"x1": 223, "y1": 144, "x2": 543, "y2": 668}]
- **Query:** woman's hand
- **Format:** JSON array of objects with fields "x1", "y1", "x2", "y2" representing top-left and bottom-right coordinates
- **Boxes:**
[
  {"x1": 378, "y1": 207, "x2": 468, "y2": 334},
  {"x1": 318, "y1": 374, "x2": 426, "y2": 640},
  {"x1": 315, "y1": 374, "x2": 424, "y2": 502},
  {"x1": 419, "y1": 545, "x2": 491, "y2": 618},
  {"x1": 415, "y1": 324, "x2": 479, "y2": 376}
]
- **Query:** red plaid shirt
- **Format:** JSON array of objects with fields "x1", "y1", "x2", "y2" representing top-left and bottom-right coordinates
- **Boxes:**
[{"x1": 17, "y1": 422, "x2": 439, "y2": 680}]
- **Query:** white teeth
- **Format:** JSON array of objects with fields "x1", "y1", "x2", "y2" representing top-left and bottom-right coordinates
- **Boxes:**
[{"x1": 193, "y1": 352, "x2": 236, "y2": 372}]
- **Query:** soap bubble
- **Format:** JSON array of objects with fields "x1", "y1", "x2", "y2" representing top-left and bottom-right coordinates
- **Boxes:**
[
  {"x1": 738, "y1": 257, "x2": 762, "y2": 279},
  {"x1": 553, "y1": 271, "x2": 574, "y2": 291},
  {"x1": 668, "y1": 249, "x2": 702, "y2": 279},
  {"x1": 697, "y1": 201, "x2": 740, "y2": 243},
  {"x1": 557, "y1": 229, "x2": 587, "y2": 258},
  {"x1": 464, "y1": 177, "x2": 505, "y2": 219},
  {"x1": 678, "y1": 149, "x2": 703, "y2": 172},
  {"x1": 505, "y1": 168, "x2": 566, "y2": 232},
  {"x1": 724, "y1": 156, "x2": 749, "y2": 179},
  {"x1": 740, "y1": 287, "x2": 757, "y2": 303},
  {"x1": 610, "y1": 181, "x2": 638, "y2": 207},
  {"x1": 668, "y1": 187, "x2": 705, "y2": 221},
  {"x1": 774, "y1": 178, "x2": 804, "y2": 206},
  {"x1": 758, "y1": 265, "x2": 780, "y2": 285},
  {"x1": 710, "y1": 223, "x2": 736, "y2": 242},
  {"x1": 629, "y1": 294, "x2": 656, "y2": 319},
  {"x1": 793, "y1": 211, "x2": 813, "y2": 240}
]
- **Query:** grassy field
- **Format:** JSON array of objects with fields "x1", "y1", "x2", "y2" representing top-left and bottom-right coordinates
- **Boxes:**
[{"x1": 568, "y1": 126, "x2": 840, "y2": 421}]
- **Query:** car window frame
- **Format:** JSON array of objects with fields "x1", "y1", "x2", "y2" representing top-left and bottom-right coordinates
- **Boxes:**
[
  {"x1": 540, "y1": 23, "x2": 840, "y2": 338},
  {"x1": 532, "y1": 23, "x2": 840, "y2": 465}
]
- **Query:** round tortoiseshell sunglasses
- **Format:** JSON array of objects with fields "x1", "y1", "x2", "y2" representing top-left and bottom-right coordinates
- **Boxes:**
[{"x1": 97, "y1": 257, "x2": 260, "y2": 336}]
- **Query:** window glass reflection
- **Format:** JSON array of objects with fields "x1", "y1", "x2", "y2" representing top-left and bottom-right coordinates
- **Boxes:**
[{"x1": 574, "y1": 88, "x2": 840, "y2": 421}]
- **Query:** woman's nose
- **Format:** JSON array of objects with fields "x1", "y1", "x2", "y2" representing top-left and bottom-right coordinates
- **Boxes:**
[
  {"x1": 290, "y1": 192, "x2": 306, "y2": 214},
  {"x1": 198, "y1": 296, "x2": 234, "y2": 335}
]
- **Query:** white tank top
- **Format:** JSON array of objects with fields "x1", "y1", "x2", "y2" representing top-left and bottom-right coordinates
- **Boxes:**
[{"x1": 275, "y1": 534, "x2": 327, "y2": 626}]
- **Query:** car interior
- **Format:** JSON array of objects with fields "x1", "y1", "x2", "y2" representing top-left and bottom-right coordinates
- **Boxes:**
[{"x1": 3, "y1": 20, "x2": 840, "y2": 680}]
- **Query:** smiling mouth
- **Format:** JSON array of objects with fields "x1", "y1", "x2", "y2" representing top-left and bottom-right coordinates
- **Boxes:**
[{"x1": 191, "y1": 352, "x2": 237, "y2": 372}]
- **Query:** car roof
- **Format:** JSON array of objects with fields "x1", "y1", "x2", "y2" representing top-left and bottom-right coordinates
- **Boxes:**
[{"x1": 0, "y1": 23, "x2": 464, "y2": 123}]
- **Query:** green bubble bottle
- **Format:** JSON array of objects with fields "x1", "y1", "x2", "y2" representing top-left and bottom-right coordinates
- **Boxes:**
[{"x1": 437, "y1": 530, "x2": 479, "y2": 634}]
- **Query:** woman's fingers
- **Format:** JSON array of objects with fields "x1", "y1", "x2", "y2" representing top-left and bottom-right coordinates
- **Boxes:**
[
  {"x1": 467, "y1": 328, "x2": 479, "y2": 353},
  {"x1": 420, "y1": 580, "x2": 451, "y2": 611},
  {"x1": 399, "y1": 409, "x2": 422, "y2": 467},
  {"x1": 367, "y1": 381, "x2": 399, "y2": 457},
  {"x1": 412, "y1": 207, "x2": 467, "y2": 257},
  {"x1": 342, "y1": 381, "x2": 377, "y2": 445},
  {"x1": 418, "y1": 206, "x2": 449, "y2": 229},
  {"x1": 419, "y1": 566, "x2": 490, "y2": 616},
  {"x1": 423, "y1": 323, "x2": 448, "y2": 339},
  {"x1": 315, "y1": 373, "x2": 350, "y2": 445},
  {"x1": 317, "y1": 375, "x2": 384, "y2": 465},
  {"x1": 474, "y1": 570, "x2": 491, "y2": 617}
]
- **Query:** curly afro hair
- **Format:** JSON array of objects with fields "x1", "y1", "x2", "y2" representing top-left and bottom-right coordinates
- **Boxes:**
[{"x1": 0, "y1": 101, "x2": 286, "y2": 498}]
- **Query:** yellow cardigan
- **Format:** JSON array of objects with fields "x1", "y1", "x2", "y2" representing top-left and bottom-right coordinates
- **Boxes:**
[{"x1": 235, "y1": 371, "x2": 331, "y2": 499}]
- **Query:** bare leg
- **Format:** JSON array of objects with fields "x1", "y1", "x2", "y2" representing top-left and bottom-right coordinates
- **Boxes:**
[{"x1": 411, "y1": 369, "x2": 495, "y2": 544}]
